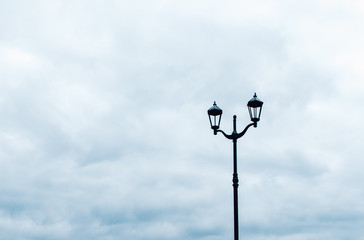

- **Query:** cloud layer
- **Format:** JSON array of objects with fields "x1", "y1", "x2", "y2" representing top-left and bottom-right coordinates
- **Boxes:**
[{"x1": 0, "y1": 0, "x2": 364, "y2": 239}]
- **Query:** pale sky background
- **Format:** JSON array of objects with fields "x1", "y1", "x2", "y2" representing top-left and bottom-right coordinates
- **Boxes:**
[{"x1": 1, "y1": 0, "x2": 364, "y2": 239}]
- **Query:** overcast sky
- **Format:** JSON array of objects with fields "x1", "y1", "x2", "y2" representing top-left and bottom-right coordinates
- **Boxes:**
[{"x1": 1, "y1": 0, "x2": 364, "y2": 239}]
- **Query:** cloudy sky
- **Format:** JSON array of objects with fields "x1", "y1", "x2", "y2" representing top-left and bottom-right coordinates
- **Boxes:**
[{"x1": 1, "y1": 0, "x2": 364, "y2": 239}]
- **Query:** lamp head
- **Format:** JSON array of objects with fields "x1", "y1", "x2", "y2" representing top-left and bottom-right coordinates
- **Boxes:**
[
  {"x1": 207, "y1": 101, "x2": 223, "y2": 133},
  {"x1": 247, "y1": 93, "x2": 263, "y2": 125}
]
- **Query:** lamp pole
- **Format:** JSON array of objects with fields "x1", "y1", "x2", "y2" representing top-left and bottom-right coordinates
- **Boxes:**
[{"x1": 207, "y1": 93, "x2": 263, "y2": 240}]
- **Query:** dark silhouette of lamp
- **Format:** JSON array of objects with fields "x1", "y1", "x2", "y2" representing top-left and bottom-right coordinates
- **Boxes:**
[
  {"x1": 207, "y1": 93, "x2": 264, "y2": 240},
  {"x1": 207, "y1": 101, "x2": 223, "y2": 135},
  {"x1": 247, "y1": 93, "x2": 263, "y2": 126}
]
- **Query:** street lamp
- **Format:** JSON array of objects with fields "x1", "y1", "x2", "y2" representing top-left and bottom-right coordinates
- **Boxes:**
[{"x1": 207, "y1": 93, "x2": 263, "y2": 240}]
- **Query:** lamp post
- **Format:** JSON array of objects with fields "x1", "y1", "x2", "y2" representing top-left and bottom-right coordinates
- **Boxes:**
[{"x1": 207, "y1": 93, "x2": 263, "y2": 240}]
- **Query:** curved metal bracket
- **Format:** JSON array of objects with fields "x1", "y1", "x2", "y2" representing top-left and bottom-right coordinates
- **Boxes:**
[
  {"x1": 215, "y1": 129, "x2": 234, "y2": 140},
  {"x1": 236, "y1": 123, "x2": 255, "y2": 139},
  {"x1": 215, "y1": 123, "x2": 255, "y2": 140}
]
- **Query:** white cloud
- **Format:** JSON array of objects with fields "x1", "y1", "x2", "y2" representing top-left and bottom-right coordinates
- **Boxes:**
[{"x1": 0, "y1": 47, "x2": 42, "y2": 69}]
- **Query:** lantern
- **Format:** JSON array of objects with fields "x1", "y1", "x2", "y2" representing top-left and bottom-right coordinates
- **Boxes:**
[
  {"x1": 207, "y1": 101, "x2": 223, "y2": 131},
  {"x1": 247, "y1": 93, "x2": 263, "y2": 123}
]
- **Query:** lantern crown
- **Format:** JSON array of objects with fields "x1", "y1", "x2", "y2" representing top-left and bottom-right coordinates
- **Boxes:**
[
  {"x1": 208, "y1": 101, "x2": 223, "y2": 116},
  {"x1": 247, "y1": 93, "x2": 263, "y2": 108}
]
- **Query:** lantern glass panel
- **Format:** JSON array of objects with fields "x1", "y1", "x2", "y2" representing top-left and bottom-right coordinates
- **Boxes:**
[{"x1": 209, "y1": 114, "x2": 221, "y2": 129}]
